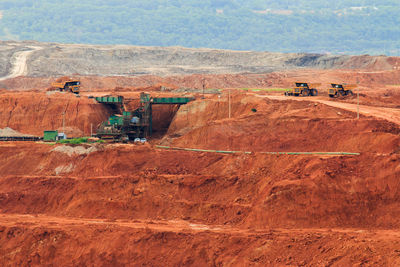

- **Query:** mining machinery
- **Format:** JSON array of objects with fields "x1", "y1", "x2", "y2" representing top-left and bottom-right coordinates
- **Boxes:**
[
  {"x1": 51, "y1": 80, "x2": 81, "y2": 94},
  {"x1": 328, "y1": 83, "x2": 356, "y2": 98},
  {"x1": 285, "y1": 82, "x2": 321, "y2": 97},
  {"x1": 95, "y1": 93, "x2": 194, "y2": 141}
]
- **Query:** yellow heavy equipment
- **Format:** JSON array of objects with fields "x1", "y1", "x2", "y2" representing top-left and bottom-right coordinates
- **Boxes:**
[
  {"x1": 284, "y1": 82, "x2": 320, "y2": 96},
  {"x1": 51, "y1": 80, "x2": 80, "y2": 94},
  {"x1": 328, "y1": 83, "x2": 356, "y2": 98}
]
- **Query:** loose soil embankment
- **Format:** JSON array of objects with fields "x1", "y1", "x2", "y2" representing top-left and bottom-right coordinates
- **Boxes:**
[
  {"x1": 0, "y1": 141, "x2": 400, "y2": 265},
  {"x1": 2, "y1": 214, "x2": 400, "y2": 266},
  {"x1": 1, "y1": 87, "x2": 400, "y2": 265},
  {"x1": 0, "y1": 91, "x2": 182, "y2": 137},
  {"x1": 164, "y1": 94, "x2": 400, "y2": 154},
  {"x1": 0, "y1": 91, "x2": 111, "y2": 137},
  {"x1": 1, "y1": 41, "x2": 400, "y2": 265},
  {"x1": 1, "y1": 68, "x2": 400, "y2": 93},
  {"x1": 0, "y1": 143, "x2": 399, "y2": 229}
]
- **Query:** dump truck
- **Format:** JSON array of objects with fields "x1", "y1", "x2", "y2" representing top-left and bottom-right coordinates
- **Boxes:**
[
  {"x1": 284, "y1": 82, "x2": 320, "y2": 97},
  {"x1": 328, "y1": 83, "x2": 356, "y2": 98},
  {"x1": 51, "y1": 80, "x2": 80, "y2": 94}
]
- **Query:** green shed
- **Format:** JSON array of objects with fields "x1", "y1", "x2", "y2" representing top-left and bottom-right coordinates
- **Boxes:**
[{"x1": 44, "y1": 130, "x2": 58, "y2": 141}]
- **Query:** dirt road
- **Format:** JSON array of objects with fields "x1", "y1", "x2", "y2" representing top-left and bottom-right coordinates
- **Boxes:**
[
  {"x1": 263, "y1": 95, "x2": 400, "y2": 125},
  {"x1": 2, "y1": 213, "x2": 400, "y2": 240},
  {"x1": 0, "y1": 46, "x2": 42, "y2": 81},
  {"x1": 2, "y1": 213, "x2": 400, "y2": 266}
]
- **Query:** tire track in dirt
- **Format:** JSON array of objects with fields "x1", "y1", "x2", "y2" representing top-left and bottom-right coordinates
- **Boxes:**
[
  {"x1": 0, "y1": 46, "x2": 43, "y2": 81},
  {"x1": 1, "y1": 214, "x2": 400, "y2": 241},
  {"x1": 261, "y1": 95, "x2": 400, "y2": 125}
]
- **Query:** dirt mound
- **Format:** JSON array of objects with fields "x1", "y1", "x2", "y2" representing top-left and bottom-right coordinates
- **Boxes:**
[
  {"x1": 164, "y1": 95, "x2": 400, "y2": 154},
  {"x1": 0, "y1": 143, "x2": 399, "y2": 230},
  {"x1": 1, "y1": 73, "x2": 400, "y2": 264},
  {"x1": 0, "y1": 92, "x2": 111, "y2": 137},
  {"x1": 338, "y1": 87, "x2": 400, "y2": 108},
  {"x1": 0, "y1": 127, "x2": 32, "y2": 137},
  {"x1": 0, "y1": 41, "x2": 398, "y2": 79},
  {"x1": 1, "y1": 68, "x2": 400, "y2": 101},
  {"x1": 1, "y1": 216, "x2": 399, "y2": 266}
]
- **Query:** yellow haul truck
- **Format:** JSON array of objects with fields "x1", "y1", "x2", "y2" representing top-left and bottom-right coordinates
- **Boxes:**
[
  {"x1": 328, "y1": 83, "x2": 356, "y2": 98},
  {"x1": 51, "y1": 80, "x2": 80, "y2": 94},
  {"x1": 285, "y1": 82, "x2": 321, "y2": 96}
]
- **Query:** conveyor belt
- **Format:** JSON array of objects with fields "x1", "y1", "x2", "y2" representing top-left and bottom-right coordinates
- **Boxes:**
[{"x1": 0, "y1": 136, "x2": 42, "y2": 141}]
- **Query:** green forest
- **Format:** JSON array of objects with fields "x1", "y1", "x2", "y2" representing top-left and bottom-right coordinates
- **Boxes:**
[{"x1": 0, "y1": 0, "x2": 399, "y2": 55}]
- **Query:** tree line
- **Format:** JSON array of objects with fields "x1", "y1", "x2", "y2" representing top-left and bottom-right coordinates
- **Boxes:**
[{"x1": 0, "y1": 0, "x2": 399, "y2": 55}]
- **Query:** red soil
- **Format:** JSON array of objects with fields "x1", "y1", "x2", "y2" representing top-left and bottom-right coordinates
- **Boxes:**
[
  {"x1": 0, "y1": 91, "x2": 112, "y2": 137},
  {"x1": 1, "y1": 68, "x2": 400, "y2": 94},
  {"x1": 0, "y1": 141, "x2": 400, "y2": 265},
  {"x1": 2, "y1": 214, "x2": 400, "y2": 266},
  {"x1": 165, "y1": 94, "x2": 400, "y2": 154},
  {"x1": 1, "y1": 69, "x2": 400, "y2": 265}
]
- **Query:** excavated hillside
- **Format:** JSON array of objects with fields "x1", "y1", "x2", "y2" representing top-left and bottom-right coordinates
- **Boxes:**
[
  {"x1": 164, "y1": 94, "x2": 400, "y2": 154},
  {"x1": 1, "y1": 91, "x2": 400, "y2": 265},
  {"x1": 0, "y1": 91, "x2": 111, "y2": 137},
  {"x1": 0, "y1": 41, "x2": 399, "y2": 80},
  {"x1": 0, "y1": 91, "x2": 181, "y2": 137},
  {"x1": 1, "y1": 41, "x2": 400, "y2": 265},
  {"x1": 0, "y1": 93, "x2": 400, "y2": 266}
]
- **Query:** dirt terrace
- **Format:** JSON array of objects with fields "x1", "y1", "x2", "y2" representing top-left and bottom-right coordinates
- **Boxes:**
[
  {"x1": 1, "y1": 68, "x2": 400, "y2": 94},
  {"x1": 0, "y1": 83, "x2": 400, "y2": 265},
  {"x1": 0, "y1": 143, "x2": 400, "y2": 265},
  {"x1": 2, "y1": 214, "x2": 400, "y2": 266}
]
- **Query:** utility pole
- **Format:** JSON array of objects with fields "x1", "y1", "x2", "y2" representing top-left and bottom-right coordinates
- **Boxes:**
[
  {"x1": 228, "y1": 89, "x2": 231, "y2": 119},
  {"x1": 62, "y1": 111, "x2": 65, "y2": 133},
  {"x1": 202, "y1": 78, "x2": 205, "y2": 99},
  {"x1": 357, "y1": 91, "x2": 359, "y2": 119}
]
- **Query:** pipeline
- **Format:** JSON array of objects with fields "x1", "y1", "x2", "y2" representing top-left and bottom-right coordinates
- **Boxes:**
[
  {"x1": 0, "y1": 136, "x2": 42, "y2": 141},
  {"x1": 155, "y1": 146, "x2": 360, "y2": 156}
]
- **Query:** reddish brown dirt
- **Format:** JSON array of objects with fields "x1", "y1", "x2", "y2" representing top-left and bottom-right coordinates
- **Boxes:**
[
  {"x1": 165, "y1": 94, "x2": 400, "y2": 154},
  {"x1": 2, "y1": 214, "x2": 400, "y2": 266},
  {"x1": 1, "y1": 68, "x2": 400, "y2": 93},
  {"x1": 0, "y1": 91, "x2": 183, "y2": 137},
  {"x1": 0, "y1": 143, "x2": 399, "y2": 228},
  {"x1": 0, "y1": 91, "x2": 113, "y2": 137},
  {"x1": 0, "y1": 141, "x2": 400, "y2": 265},
  {"x1": 1, "y1": 68, "x2": 400, "y2": 265}
]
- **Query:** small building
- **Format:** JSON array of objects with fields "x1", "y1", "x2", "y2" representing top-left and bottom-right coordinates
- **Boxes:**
[
  {"x1": 43, "y1": 130, "x2": 58, "y2": 141},
  {"x1": 58, "y1": 132, "x2": 67, "y2": 140}
]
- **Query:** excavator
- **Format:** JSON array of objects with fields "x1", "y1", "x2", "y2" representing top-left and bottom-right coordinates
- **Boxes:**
[
  {"x1": 328, "y1": 83, "x2": 356, "y2": 98},
  {"x1": 51, "y1": 79, "x2": 80, "y2": 94},
  {"x1": 285, "y1": 82, "x2": 320, "y2": 97}
]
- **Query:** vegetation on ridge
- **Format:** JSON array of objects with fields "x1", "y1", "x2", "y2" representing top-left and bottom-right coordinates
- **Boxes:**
[{"x1": 0, "y1": 0, "x2": 399, "y2": 55}]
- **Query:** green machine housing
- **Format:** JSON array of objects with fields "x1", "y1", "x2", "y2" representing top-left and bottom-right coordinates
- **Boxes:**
[
  {"x1": 95, "y1": 93, "x2": 194, "y2": 141},
  {"x1": 43, "y1": 130, "x2": 58, "y2": 141}
]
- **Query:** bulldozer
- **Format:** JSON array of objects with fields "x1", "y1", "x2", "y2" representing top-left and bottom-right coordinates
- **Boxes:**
[
  {"x1": 51, "y1": 80, "x2": 80, "y2": 94},
  {"x1": 328, "y1": 83, "x2": 356, "y2": 98},
  {"x1": 284, "y1": 82, "x2": 320, "y2": 97}
]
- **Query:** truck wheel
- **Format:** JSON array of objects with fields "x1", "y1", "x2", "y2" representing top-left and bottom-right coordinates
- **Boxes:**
[{"x1": 312, "y1": 89, "x2": 318, "y2": 96}]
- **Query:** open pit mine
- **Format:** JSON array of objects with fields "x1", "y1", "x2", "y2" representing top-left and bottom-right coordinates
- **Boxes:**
[{"x1": 0, "y1": 41, "x2": 400, "y2": 266}]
